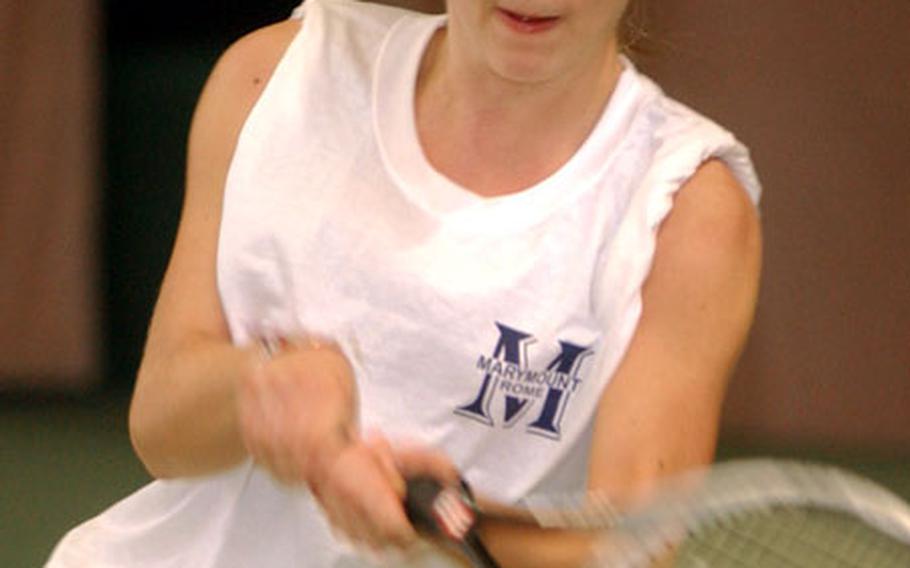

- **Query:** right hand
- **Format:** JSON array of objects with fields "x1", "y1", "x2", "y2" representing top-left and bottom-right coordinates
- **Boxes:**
[
  {"x1": 237, "y1": 339, "x2": 357, "y2": 485},
  {"x1": 236, "y1": 339, "x2": 459, "y2": 552}
]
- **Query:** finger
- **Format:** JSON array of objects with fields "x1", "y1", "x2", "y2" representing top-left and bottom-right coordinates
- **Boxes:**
[
  {"x1": 369, "y1": 486, "x2": 418, "y2": 548},
  {"x1": 364, "y1": 433, "x2": 406, "y2": 498},
  {"x1": 327, "y1": 480, "x2": 415, "y2": 551},
  {"x1": 308, "y1": 442, "x2": 407, "y2": 549},
  {"x1": 329, "y1": 500, "x2": 372, "y2": 546},
  {"x1": 346, "y1": 452, "x2": 417, "y2": 549}
]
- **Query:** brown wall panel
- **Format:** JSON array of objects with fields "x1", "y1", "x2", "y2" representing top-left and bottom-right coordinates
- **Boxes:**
[
  {"x1": 0, "y1": 0, "x2": 100, "y2": 388},
  {"x1": 635, "y1": 1, "x2": 910, "y2": 450}
]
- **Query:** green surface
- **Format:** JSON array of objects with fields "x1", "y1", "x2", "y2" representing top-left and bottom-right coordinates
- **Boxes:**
[
  {"x1": 1, "y1": 395, "x2": 908, "y2": 567},
  {"x1": 0, "y1": 395, "x2": 150, "y2": 567}
]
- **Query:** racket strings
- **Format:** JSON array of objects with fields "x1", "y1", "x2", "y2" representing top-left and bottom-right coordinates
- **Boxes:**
[
  {"x1": 524, "y1": 491, "x2": 621, "y2": 529},
  {"x1": 695, "y1": 510, "x2": 853, "y2": 568},
  {"x1": 675, "y1": 507, "x2": 910, "y2": 567},
  {"x1": 523, "y1": 461, "x2": 910, "y2": 567}
]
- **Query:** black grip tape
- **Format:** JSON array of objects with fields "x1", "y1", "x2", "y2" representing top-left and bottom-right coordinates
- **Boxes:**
[
  {"x1": 403, "y1": 477, "x2": 448, "y2": 535},
  {"x1": 404, "y1": 476, "x2": 500, "y2": 568}
]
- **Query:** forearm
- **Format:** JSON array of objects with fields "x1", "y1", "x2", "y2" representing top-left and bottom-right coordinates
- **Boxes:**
[
  {"x1": 129, "y1": 335, "x2": 258, "y2": 479},
  {"x1": 476, "y1": 521, "x2": 596, "y2": 568}
]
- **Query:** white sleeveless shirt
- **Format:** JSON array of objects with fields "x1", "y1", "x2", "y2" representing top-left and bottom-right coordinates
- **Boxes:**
[{"x1": 48, "y1": 0, "x2": 760, "y2": 566}]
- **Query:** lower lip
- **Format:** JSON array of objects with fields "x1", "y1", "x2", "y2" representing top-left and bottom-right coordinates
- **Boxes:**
[{"x1": 495, "y1": 8, "x2": 561, "y2": 34}]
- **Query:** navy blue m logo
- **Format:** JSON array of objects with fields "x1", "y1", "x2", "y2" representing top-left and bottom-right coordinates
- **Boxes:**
[{"x1": 455, "y1": 322, "x2": 592, "y2": 440}]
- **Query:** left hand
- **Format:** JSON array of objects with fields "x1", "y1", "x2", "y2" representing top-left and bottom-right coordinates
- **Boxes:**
[{"x1": 310, "y1": 432, "x2": 462, "y2": 553}]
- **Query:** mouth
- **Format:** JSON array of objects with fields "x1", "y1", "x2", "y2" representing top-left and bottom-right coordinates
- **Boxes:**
[{"x1": 495, "y1": 7, "x2": 561, "y2": 34}]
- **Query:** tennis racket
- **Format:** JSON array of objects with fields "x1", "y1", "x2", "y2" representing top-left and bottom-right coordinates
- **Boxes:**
[{"x1": 404, "y1": 459, "x2": 910, "y2": 567}]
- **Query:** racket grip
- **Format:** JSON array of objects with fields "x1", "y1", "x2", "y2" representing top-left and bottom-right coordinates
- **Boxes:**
[{"x1": 404, "y1": 477, "x2": 501, "y2": 568}]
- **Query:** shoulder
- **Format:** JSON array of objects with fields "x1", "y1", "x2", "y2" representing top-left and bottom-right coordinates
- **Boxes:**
[
  {"x1": 178, "y1": 19, "x2": 303, "y2": 230},
  {"x1": 658, "y1": 159, "x2": 761, "y2": 275},
  {"x1": 643, "y1": 158, "x2": 762, "y2": 336},
  {"x1": 203, "y1": 19, "x2": 302, "y2": 113},
  {"x1": 201, "y1": 1, "x2": 415, "y2": 105},
  {"x1": 184, "y1": 19, "x2": 302, "y2": 180}
]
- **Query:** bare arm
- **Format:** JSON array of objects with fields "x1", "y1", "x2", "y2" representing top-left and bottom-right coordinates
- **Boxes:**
[
  {"x1": 128, "y1": 19, "x2": 458, "y2": 552},
  {"x1": 586, "y1": 160, "x2": 761, "y2": 495},
  {"x1": 128, "y1": 20, "x2": 305, "y2": 478},
  {"x1": 474, "y1": 160, "x2": 762, "y2": 566}
]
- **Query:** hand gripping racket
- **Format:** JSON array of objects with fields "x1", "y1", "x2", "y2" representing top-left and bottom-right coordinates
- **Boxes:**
[
  {"x1": 405, "y1": 459, "x2": 910, "y2": 567},
  {"x1": 404, "y1": 477, "x2": 501, "y2": 567}
]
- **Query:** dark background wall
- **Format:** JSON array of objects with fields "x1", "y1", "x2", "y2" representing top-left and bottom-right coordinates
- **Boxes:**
[
  {"x1": 101, "y1": 0, "x2": 301, "y2": 391},
  {"x1": 3, "y1": 0, "x2": 908, "y2": 452}
]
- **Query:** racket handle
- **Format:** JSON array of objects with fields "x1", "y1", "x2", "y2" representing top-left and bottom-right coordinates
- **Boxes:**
[{"x1": 404, "y1": 477, "x2": 501, "y2": 568}]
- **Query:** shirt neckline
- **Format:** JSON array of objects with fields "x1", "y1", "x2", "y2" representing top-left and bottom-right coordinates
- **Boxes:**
[{"x1": 373, "y1": 12, "x2": 643, "y2": 231}]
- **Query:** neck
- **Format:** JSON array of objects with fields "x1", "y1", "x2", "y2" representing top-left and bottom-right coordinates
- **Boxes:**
[
  {"x1": 415, "y1": 29, "x2": 624, "y2": 196},
  {"x1": 421, "y1": 27, "x2": 622, "y2": 132}
]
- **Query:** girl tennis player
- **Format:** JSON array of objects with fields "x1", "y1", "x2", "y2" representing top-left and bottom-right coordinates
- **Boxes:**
[{"x1": 49, "y1": 0, "x2": 761, "y2": 565}]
